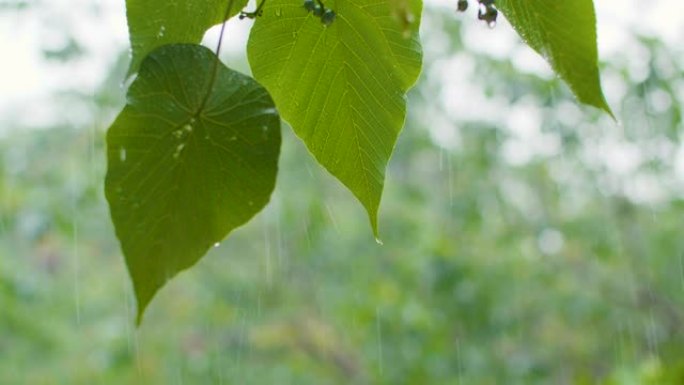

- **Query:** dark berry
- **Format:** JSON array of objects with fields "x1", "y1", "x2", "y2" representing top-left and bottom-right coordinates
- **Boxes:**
[
  {"x1": 303, "y1": 0, "x2": 316, "y2": 12},
  {"x1": 321, "y1": 9, "x2": 336, "y2": 25},
  {"x1": 457, "y1": 0, "x2": 468, "y2": 12}
]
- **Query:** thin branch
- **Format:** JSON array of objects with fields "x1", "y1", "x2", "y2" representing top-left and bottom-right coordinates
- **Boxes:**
[{"x1": 239, "y1": 0, "x2": 268, "y2": 19}]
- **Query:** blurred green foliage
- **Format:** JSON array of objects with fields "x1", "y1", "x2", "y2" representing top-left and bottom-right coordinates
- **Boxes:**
[{"x1": 1, "y1": 6, "x2": 684, "y2": 385}]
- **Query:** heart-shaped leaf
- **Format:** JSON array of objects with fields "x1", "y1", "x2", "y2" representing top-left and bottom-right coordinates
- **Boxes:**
[
  {"x1": 247, "y1": 0, "x2": 423, "y2": 237},
  {"x1": 106, "y1": 44, "x2": 281, "y2": 322},
  {"x1": 125, "y1": 0, "x2": 249, "y2": 76},
  {"x1": 497, "y1": 0, "x2": 613, "y2": 116}
]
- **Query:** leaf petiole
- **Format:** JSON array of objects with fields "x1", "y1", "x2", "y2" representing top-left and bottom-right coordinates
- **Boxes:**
[{"x1": 195, "y1": 0, "x2": 236, "y2": 117}]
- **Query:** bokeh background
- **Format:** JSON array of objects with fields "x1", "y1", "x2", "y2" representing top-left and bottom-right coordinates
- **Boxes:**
[{"x1": 2, "y1": 0, "x2": 684, "y2": 383}]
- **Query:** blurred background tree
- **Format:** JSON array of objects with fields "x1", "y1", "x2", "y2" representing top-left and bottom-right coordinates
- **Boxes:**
[{"x1": 1, "y1": 0, "x2": 683, "y2": 383}]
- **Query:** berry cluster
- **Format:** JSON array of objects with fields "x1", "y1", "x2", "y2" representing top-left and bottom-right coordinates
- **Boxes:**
[
  {"x1": 239, "y1": 0, "x2": 266, "y2": 19},
  {"x1": 477, "y1": 0, "x2": 498, "y2": 25},
  {"x1": 456, "y1": 0, "x2": 498, "y2": 27},
  {"x1": 304, "y1": 0, "x2": 336, "y2": 26}
]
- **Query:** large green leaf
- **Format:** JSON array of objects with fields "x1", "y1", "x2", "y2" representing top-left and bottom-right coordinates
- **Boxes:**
[
  {"x1": 125, "y1": 0, "x2": 249, "y2": 76},
  {"x1": 106, "y1": 44, "x2": 281, "y2": 322},
  {"x1": 247, "y1": 0, "x2": 423, "y2": 236},
  {"x1": 497, "y1": 0, "x2": 613, "y2": 116}
]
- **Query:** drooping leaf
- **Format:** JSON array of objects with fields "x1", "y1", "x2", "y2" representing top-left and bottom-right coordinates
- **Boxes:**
[
  {"x1": 106, "y1": 44, "x2": 281, "y2": 323},
  {"x1": 497, "y1": 0, "x2": 613, "y2": 116},
  {"x1": 125, "y1": 0, "x2": 249, "y2": 76},
  {"x1": 247, "y1": 0, "x2": 423, "y2": 236}
]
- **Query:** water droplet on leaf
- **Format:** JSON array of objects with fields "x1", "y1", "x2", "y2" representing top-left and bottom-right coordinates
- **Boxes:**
[{"x1": 173, "y1": 143, "x2": 185, "y2": 159}]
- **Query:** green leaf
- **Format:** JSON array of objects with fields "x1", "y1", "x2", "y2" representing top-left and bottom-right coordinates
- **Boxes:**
[
  {"x1": 247, "y1": 0, "x2": 423, "y2": 237},
  {"x1": 497, "y1": 0, "x2": 613, "y2": 116},
  {"x1": 106, "y1": 44, "x2": 281, "y2": 323},
  {"x1": 125, "y1": 0, "x2": 249, "y2": 76}
]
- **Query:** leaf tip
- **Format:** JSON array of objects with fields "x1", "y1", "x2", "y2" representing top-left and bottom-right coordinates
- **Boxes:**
[
  {"x1": 601, "y1": 101, "x2": 617, "y2": 122},
  {"x1": 366, "y1": 204, "x2": 381, "y2": 243},
  {"x1": 591, "y1": 94, "x2": 616, "y2": 122},
  {"x1": 135, "y1": 310, "x2": 145, "y2": 327},
  {"x1": 133, "y1": 288, "x2": 153, "y2": 327}
]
